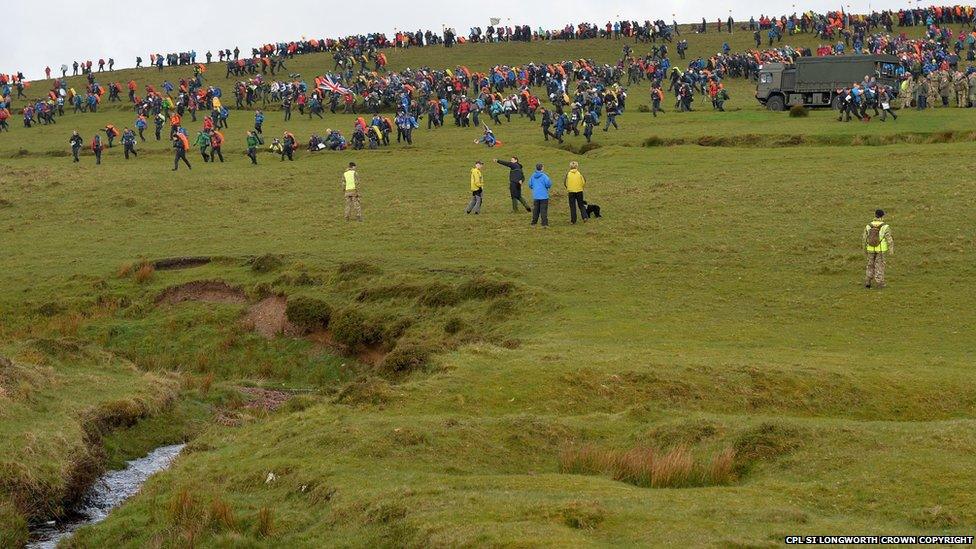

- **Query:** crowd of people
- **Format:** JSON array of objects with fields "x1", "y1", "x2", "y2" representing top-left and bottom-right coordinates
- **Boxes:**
[{"x1": 4, "y1": 4, "x2": 976, "y2": 153}]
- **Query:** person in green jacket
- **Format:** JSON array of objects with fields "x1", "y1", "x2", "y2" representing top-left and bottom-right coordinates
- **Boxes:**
[
  {"x1": 192, "y1": 131, "x2": 211, "y2": 161},
  {"x1": 246, "y1": 131, "x2": 259, "y2": 165}
]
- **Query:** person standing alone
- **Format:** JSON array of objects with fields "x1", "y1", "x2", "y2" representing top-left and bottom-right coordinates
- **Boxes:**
[
  {"x1": 342, "y1": 162, "x2": 363, "y2": 222},
  {"x1": 564, "y1": 161, "x2": 588, "y2": 224},
  {"x1": 863, "y1": 209, "x2": 894, "y2": 288},
  {"x1": 466, "y1": 161, "x2": 484, "y2": 214},
  {"x1": 495, "y1": 156, "x2": 531, "y2": 212}
]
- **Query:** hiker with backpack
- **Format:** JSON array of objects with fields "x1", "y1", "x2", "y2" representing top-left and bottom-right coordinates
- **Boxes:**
[
  {"x1": 192, "y1": 130, "x2": 211, "y2": 162},
  {"x1": 121, "y1": 128, "x2": 138, "y2": 159},
  {"x1": 69, "y1": 131, "x2": 83, "y2": 162},
  {"x1": 91, "y1": 134, "x2": 104, "y2": 165},
  {"x1": 172, "y1": 131, "x2": 192, "y2": 171},
  {"x1": 210, "y1": 130, "x2": 225, "y2": 162},
  {"x1": 280, "y1": 131, "x2": 296, "y2": 161},
  {"x1": 246, "y1": 131, "x2": 259, "y2": 165},
  {"x1": 863, "y1": 209, "x2": 894, "y2": 289}
]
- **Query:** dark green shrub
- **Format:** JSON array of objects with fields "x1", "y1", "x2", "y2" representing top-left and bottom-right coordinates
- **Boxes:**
[
  {"x1": 285, "y1": 297, "x2": 332, "y2": 329},
  {"x1": 636, "y1": 104, "x2": 650, "y2": 113}
]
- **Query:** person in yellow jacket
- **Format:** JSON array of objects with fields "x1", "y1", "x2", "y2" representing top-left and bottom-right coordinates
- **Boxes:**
[
  {"x1": 341, "y1": 162, "x2": 363, "y2": 222},
  {"x1": 465, "y1": 161, "x2": 484, "y2": 214},
  {"x1": 564, "y1": 161, "x2": 588, "y2": 224},
  {"x1": 862, "y1": 209, "x2": 893, "y2": 288}
]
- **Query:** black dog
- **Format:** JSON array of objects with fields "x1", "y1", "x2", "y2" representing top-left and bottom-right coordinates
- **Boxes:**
[{"x1": 583, "y1": 200, "x2": 602, "y2": 218}]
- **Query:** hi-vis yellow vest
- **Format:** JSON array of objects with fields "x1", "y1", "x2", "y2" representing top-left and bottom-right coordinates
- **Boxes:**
[
  {"x1": 343, "y1": 170, "x2": 357, "y2": 191},
  {"x1": 865, "y1": 222, "x2": 889, "y2": 253}
]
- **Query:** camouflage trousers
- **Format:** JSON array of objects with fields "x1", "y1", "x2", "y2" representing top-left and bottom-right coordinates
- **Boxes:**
[
  {"x1": 957, "y1": 90, "x2": 969, "y2": 107},
  {"x1": 344, "y1": 192, "x2": 363, "y2": 221},
  {"x1": 865, "y1": 252, "x2": 886, "y2": 288}
]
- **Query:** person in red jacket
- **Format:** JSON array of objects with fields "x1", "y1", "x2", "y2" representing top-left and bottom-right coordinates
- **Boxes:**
[
  {"x1": 0, "y1": 106, "x2": 9, "y2": 132},
  {"x1": 209, "y1": 129, "x2": 225, "y2": 162}
]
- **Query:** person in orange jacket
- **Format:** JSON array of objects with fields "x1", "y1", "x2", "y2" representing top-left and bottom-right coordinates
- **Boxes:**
[{"x1": 169, "y1": 113, "x2": 181, "y2": 138}]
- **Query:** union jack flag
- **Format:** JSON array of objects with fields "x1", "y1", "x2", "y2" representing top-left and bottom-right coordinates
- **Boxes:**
[{"x1": 321, "y1": 75, "x2": 351, "y2": 95}]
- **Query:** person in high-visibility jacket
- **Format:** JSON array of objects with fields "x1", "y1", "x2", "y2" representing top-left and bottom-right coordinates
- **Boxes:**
[
  {"x1": 564, "y1": 161, "x2": 588, "y2": 224},
  {"x1": 342, "y1": 162, "x2": 363, "y2": 221},
  {"x1": 862, "y1": 209, "x2": 894, "y2": 288},
  {"x1": 465, "y1": 161, "x2": 484, "y2": 214}
]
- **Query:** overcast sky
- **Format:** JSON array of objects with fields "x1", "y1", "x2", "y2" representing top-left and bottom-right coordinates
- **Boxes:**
[{"x1": 4, "y1": 0, "x2": 908, "y2": 79}]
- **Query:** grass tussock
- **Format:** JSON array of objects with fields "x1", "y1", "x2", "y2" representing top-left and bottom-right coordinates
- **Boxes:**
[
  {"x1": 379, "y1": 341, "x2": 434, "y2": 376},
  {"x1": 250, "y1": 253, "x2": 284, "y2": 273},
  {"x1": 731, "y1": 422, "x2": 801, "y2": 473},
  {"x1": 559, "y1": 444, "x2": 738, "y2": 488},
  {"x1": 134, "y1": 263, "x2": 155, "y2": 284},
  {"x1": 789, "y1": 105, "x2": 810, "y2": 117},
  {"x1": 285, "y1": 297, "x2": 332, "y2": 330},
  {"x1": 559, "y1": 500, "x2": 607, "y2": 529},
  {"x1": 336, "y1": 260, "x2": 381, "y2": 281},
  {"x1": 910, "y1": 505, "x2": 959, "y2": 528},
  {"x1": 208, "y1": 495, "x2": 236, "y2": 531},
  {"x1": 329, "y1": 307, "x2": 384, "y2": 349},
  {"x1": 256, "y1": 506, "x2": 274, "y2": 538},
  {"x1": 333, "y1": 376, "x2": 397, "y2": 407}
]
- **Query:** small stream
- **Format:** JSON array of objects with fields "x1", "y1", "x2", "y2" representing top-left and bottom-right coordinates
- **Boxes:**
[{"x1": 28, "y1": 444, "x2": 185, "y2": 549}]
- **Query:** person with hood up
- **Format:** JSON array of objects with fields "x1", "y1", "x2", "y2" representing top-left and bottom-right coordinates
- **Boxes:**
[{"x1": 528, "y1": 163, "x2": 552, "y2": 227}]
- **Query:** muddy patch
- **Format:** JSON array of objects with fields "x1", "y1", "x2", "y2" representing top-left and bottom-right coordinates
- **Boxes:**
[
  {"x1": 155, "y1": 280, "x2": 247, "y2": 306},
  {"x1": 152, "y1": 257, "x2": 212, "y2": 271},
  {"x1": 238, "y1": 387, "x2": 294, "y2": 412},
  {"x1": 308, "y1": 330, "x2": 388, "y2": 367},
  {"x1": 245, "y1": 296, "x2": 295, "y2": 339}
]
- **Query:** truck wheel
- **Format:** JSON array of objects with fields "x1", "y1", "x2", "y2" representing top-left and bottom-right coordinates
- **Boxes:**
[
  {"x1": 831, "y1": 96, "x2": 841, "y2": 110},
  {"x1": 766, "y1": 96, "x2": 785, "y2": 111}
]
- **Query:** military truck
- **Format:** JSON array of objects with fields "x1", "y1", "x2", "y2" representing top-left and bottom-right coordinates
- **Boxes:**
[{"x1": 756, "y1": 55, "x2": 901, "y2": 110}]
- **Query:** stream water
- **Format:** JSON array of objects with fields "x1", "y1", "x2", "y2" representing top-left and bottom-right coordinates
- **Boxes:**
[{"x1": 27, "y1": 444, "x2": 185, "y2": 549}]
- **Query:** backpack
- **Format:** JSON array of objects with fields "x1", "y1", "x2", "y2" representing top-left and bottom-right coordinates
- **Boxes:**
[{"x1": 866, "y1": 223, "x2": 885, "y2": 247}]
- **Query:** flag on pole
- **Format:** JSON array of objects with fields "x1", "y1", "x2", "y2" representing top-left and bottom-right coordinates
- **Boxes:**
[{"x1": 490, "y1": 17, "x2": 501, "y2": 25}]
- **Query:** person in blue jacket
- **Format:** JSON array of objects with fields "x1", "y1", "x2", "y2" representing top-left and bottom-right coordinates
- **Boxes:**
[
  {"x1": 254, "y1": 110, "x2": 264, "y2": 134},
  {"x1": 528, "y1": 163, "x2": 552, "y2": 227}
]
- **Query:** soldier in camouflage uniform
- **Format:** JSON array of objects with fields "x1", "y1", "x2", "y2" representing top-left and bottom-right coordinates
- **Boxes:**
[
  {"x1": 938, "y1": 70, "x2": 952, "y2": 107},
  {"x1": 968, "y1": 70, "x2": 976, "y2": 107},
  {"x1": 863, "y1": 209, "x2": 894, "y2": 289},
  {"x1": 900, "y1": 75, "x2": 915, "y2": 109},
  {"x1": 916, "y1": 77, "x2": 930, "y2": 109},
  {"x1": 926, "y1": 72, "x2": 940, "y2": 108},
  {"x1": 952, "y1": 70, "x2": 969, "y2": 107}
]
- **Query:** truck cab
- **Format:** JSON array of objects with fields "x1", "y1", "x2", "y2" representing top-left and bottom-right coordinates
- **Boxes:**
[{"x1": 756, "y1": 64, "x2": 788, "y2": 111}]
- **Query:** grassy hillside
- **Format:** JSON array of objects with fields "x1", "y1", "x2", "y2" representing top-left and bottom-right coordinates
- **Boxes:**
[{"x1": 1, "y1": 23, "x2": 975, "y2": 547}]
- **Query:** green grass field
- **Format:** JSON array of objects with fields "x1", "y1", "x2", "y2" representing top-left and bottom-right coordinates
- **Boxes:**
[{"x1": 1, "y1": 23, "x2": 975, "y2": 547}]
